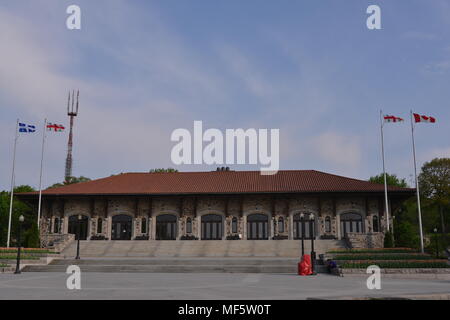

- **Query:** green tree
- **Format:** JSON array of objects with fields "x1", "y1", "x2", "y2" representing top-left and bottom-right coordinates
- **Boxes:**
[
  {"x1": 419, "y1": 158, "x2": 450, "y2": 233},
  {"x1": 24, "y1": 222, "x2": 40, "y2": 248},
  {"x1": 393, "y1": 220, "x2": 419, "y2": 249},
  {"x1": 0, "y1": 185, "x2": 36, "y2": 247},
  {"x1": 47, "y1": 176, "x2": 91, "y2": 189},
  {"x1": 384, "y1": 231, "x2": 394, "y2": 248},
  {"x1": 368, "y1": 173, "x2": 408, "y2": 188},
  {"x1": 149, "y1": 168, "x2": 178, "y2": 173}
]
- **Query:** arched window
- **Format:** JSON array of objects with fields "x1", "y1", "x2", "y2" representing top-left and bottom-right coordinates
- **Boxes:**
[
  {"x1": 111, "y1": 215, "x2": 132, "y2": 240},
  {"x1": 340, "y1": 213, "x2": 363, "y2": 237},
  {"x1": 232, "y1": 217, "x2": 238, "y2": 233},
  {"x1": 54, "y1": 218, "x2": 60, "y2": 233},
  {"x1": 97, "y1": 218, "x2": 103, "y2": 233},
  {"x1": 141, "y1": 217, "x2": 147, "y2": 234},
  {"x1": 48, "y1": 218, "x2": 53, "y2": 234},
  {"x1": 325, "y1": 216, "x2": 331, "y2": 233},
  {"x1": 373, "y1": 215, "x2": 379, "y2": 232},
  {"x1": 293, "y1": 213, "x2": 315, "y2": 239},
  {"x1": 247, "y1": 214, "x2": 268, "y2": 240},
  {"x1": 186, "y1": 218, "x2": 192, "y2": 234},
  {"x1": 201, "y1": 214, "x2": 223, "y2": 240},
  {"x1": 156, "y1": 214, "x2": 177, "y2": 240},
  {"x1": 278, "y1": 217, "x2": 284, "y2": 233}
]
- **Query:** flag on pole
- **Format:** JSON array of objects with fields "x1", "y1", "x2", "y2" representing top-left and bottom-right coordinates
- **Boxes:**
[
  {"x1": 46, "y1": 123, "x2": 65, "y2": 132},
  {"x1": 413, "y1": 113, "x2": 436, "y2": 123},
  {"x1": 383, "y1": 115, "x2": 404, "y2": 123},
  {"x1": 18, "y1": 122, "x2": 36, "y2": 133}
]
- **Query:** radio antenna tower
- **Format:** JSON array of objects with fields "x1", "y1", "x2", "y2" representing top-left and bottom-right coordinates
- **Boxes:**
[{"x1": 65, "y1": 90, "x2": 79, "y2": 183}]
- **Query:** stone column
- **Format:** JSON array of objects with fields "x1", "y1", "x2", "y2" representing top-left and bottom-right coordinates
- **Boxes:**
[
  {"x1": 197, "y1": 216, "x2": 202, "y2": 240},
  {"x1": 336, "y1": 214, "x2": 341, "y2": 239},
  {"x1": 269, "y1": 214, "x2": 273, "y2": 240},
  {"x1": 151, "y1": 217, "x2": 157, "y2": 240},
  {"x1": 107, "y1": 215, "x2": 112, "y2": 240},
  {"x1": 242, "y1": 215, "x2": 247, "y2": 240},
  {"x1": 289, "y1": 213, "x2": 294, "y2": 239}
]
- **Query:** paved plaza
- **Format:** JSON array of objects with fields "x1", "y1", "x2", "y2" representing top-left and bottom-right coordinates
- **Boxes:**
[{"x1": 0, "y1": 272, "x2": 449, "y2": 300}]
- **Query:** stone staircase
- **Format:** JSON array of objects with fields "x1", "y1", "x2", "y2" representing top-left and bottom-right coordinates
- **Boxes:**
[
  {"x1": 22, "y1": 239, "x2": 345, "y2": 273},
  {"x1": 59, "y1": 239, "x2": 346, "y2": 258},
  {"x1": 22, "y1": 257, "x2": 317, "y2": 273}
]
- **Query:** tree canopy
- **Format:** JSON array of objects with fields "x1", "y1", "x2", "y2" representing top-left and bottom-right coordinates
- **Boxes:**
[
  {"x1": 149, "y1": 168, "x2": 178, "y2": 173},
  {"x1": 368, "y1": 173, "x2": 408, "y2": 188},
  {"x1": 47, "y1": 176, "x2": 91, "y2": 189},
  {"x1": 418, "y1": 158, "x2": 450, "y2": 233}
]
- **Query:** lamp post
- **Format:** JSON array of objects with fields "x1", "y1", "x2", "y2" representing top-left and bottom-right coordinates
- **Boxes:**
[
  {"x1": 434, "y1": 228, "x2": 439, "y2": 258},
  {"x1": 75, "y1": 214, "x2": 82, "y2": 260},
  {"x1": 14, "y1": 215, "x2": 24, "y2": 274},
  {"x1": 300, "y1": 213, "x2": 305, "y2": 257},
  {"x1": 309, "y1": 213, "x2": 316, "y2": 275}
]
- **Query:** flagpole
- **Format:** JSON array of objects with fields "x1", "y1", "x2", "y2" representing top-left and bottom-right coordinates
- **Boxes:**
[
  {"x1": 37, "y1": 119, "x2": 47, "y2": 231},
  {"x1": 7, "y1": 119, "x2": 19, "y2": 248},
  {"x1": 410, "y1": 110, "x2": 425, "y2": 253},
  {"x1": 380, "y1": 110, "x2": 390, "y2": 232}
]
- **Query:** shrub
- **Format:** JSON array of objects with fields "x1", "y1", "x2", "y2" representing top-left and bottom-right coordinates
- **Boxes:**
[
  {"x1": 394, "y1": 221, "x2": 419, "y2": 249},
  {"x1": 328, "y1": 248, "x2": 416, "y2": 254},
  {"x1": 134, "y1": 235, "x2": 149, "y2": 240},
  {"x1": 339, "y1": 260, "x2": 449, "y2": 268},
  {"x1": 180, "y1": 235, "x2": 198, "y2": 240},
  {"x1": 333, "y1": 254, "x2": 435, "y2": 261},
  {"x1": 384, "y1": 231, "x2": 394, "y2": 248},
  {"x1": 90, "y1": 235, "x2": 108, "y2": 240},
  {"x1": 320, "y1": 235, "x2": 337, "y2": 240},
  {"x1": 425, "y1": 233, "x2": 450, "y2": 257},
  {"x1": 0, "y1": 255, "x2": 40, "y2": 260},
  {"x1": 24, "y1": 223, "x2": 40, "y2": 248},
  {"x1": 272, "y1": 235, "x2": 288, "y2": 240}
]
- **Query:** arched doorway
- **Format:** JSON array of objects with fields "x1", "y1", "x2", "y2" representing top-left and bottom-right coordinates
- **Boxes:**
[
  {"x1": 293, "y1": 214, "x2": 315, "y2": 239},
  {"x1": 112, "y1": 215, "x2": 132, "y2": 240},
  {"x1": 156, "y1": 214, "x2": 177, "y2": 240},
  {"x1": 247, "y1": 214, "x2": 268, "y2": 240},
  {"x1": 201, "y1": 214, "x2": 223, "y2": 240},
  {"x1": 68, "y1": 215, "x2": 89, "y2": 240},
  {"x1": 340, "y1": 213, "x2": 363, "y2": 237}
]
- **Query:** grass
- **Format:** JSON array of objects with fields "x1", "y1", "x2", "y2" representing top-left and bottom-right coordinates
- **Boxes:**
[
  {"x1": 0, "y1": 264, "x2": 8, "y2": 268},
  {"x1": 0, "y1": 248, "x2": 51, "y2": 254},
  {"x1": 327, "y1": 247, "x2": 450, "y2": 269},
  {"x1": 339, "y1": 260, "x2": 450, "y2": 269},
  {"x1": 328, "y1": 248, "x2": 417, "y2": 254},
  {"x1": 334, "y1": 254, "x2": 436, "y2": 261},
  {"x1": 0, "y1": 255, "x2": 40, "y2": 260}
]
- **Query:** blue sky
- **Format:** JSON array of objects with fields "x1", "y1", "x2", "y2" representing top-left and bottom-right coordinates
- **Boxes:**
[{"x1": 1, "y1": 0, "x2": 449, "y2": 190}]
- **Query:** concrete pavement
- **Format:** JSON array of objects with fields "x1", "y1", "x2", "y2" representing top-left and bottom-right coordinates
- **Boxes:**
[{"x1": 0, "y1": 272, "x2": 449, "y2": 300}]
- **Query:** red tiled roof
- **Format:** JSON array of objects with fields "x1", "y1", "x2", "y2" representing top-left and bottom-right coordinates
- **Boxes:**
[{"x1": 20, "y1": 170, "x2": 414, "y2": 196}]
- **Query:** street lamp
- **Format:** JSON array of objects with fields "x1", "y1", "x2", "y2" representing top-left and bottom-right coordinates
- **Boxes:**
[
  {"x1": 434, "y1": 227, "x2": 439, "y2": 258},
  {"x1": 299, "y1": 213, "x2": 305, "y2": 257},
  {"x1": 75, "y1": 214, "x2": 82, "y2": 260},
  {"x1": 14, "y1": 215, "x2": 24, "y2": 274},
  {"x1": 309, "y1": 213, "x2": 316, "y2": 275}
]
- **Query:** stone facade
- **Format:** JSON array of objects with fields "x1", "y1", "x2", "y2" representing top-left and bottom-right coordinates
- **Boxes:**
[{"x1": 38, "y1": 194, "x2": 391, "y2": 244}]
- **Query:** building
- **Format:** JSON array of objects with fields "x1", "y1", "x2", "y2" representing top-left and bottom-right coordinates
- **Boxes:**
[{"x1": 19, "y1": 170, "x2": 414, "y2": 248}]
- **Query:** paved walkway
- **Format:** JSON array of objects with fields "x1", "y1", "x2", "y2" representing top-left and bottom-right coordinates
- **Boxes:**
[{"x1": 0, "y1": 272, "x2": 449, "y2": 299}]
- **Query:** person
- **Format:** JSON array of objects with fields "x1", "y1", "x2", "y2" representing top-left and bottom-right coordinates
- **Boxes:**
[{"x1": 326, "y1": 259, "x2": 337, "y2": 273}]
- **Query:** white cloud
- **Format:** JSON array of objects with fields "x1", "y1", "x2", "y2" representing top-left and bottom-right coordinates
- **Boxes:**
[{"x1": 310, "y1": 132, "x2": 362, "y2": 169}]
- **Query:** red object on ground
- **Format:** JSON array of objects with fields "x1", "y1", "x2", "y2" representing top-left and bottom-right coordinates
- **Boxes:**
[{"x1": 298, "y1": 254, "x2": 313, "y2": 276}]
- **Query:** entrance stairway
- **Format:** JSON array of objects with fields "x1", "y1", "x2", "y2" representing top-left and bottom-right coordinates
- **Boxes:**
[
  {"x1": 22, "y1": 240, "x2": 346, "y2": 273},
  {"x1": 58, "y1": 239, "x2": 346, "y2": 258}
]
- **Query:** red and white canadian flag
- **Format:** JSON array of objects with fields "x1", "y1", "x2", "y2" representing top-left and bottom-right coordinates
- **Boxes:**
[
  {"x1": 413, "y1": 113, "x2": 436, "y2": 123},
  {"x1": 384, "y1": 115, "x2": 404, "y2": 123}
]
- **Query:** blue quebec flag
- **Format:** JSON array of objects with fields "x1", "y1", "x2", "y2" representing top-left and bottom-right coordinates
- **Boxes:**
[{"x1": 18, "y1": 122, "x2": 36, "y2": 133}]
